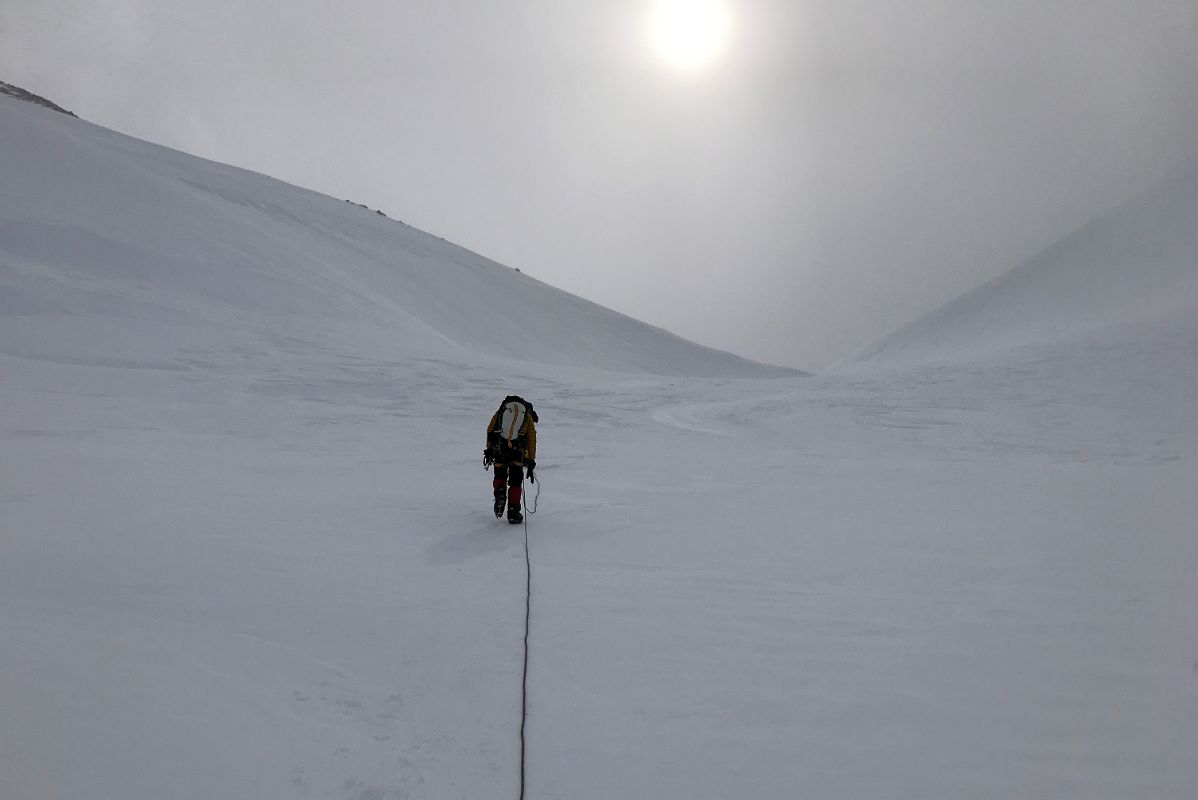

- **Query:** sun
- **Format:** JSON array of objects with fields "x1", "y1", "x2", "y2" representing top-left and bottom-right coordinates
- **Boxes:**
[{"x1": 646, "y1": 0, "x2": 734, "y2": 72}]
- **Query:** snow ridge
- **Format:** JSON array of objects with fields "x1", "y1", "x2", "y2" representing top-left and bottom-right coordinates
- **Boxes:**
[
  {"x1": 848, "y1": 160, "x2": 1198, "y2": 367},
  {"x1": 0, "y1": 88, "x2": 797, "y2": 378},
  {"x1": 0, "y1": 81, "x2": 75, "y2": 116}
]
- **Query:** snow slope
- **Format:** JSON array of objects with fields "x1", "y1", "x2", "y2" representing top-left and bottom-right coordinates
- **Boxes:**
[
  {"x1": 2, "y1": 88, "x2": 1195, "y2": 800},
  {"x1": 848, "y1": 159, "x2": 1198, "y2": 367},
  {"x1": 0, "y1": 92, "x2": 796, "y2": 379}
]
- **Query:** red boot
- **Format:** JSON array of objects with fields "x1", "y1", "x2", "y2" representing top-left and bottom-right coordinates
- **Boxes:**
[{"x1": 506, "y1": 485, "x2": 523, "y2": 524}]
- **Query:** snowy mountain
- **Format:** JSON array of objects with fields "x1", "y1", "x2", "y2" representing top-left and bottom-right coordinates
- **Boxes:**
[
  {"x1": 847, "y1": 160, "x2": 1198, "y2": 367},
  {"x1": 0, "y1": 88, "x2": 797, "y2": 379},
  {"x1": 2, "y1": 84, "x2": 1194, "y2": 800}
]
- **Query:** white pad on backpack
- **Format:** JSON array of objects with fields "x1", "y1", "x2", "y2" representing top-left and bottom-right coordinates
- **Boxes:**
[{"x1": 500, "y1": 401, "x2": 526, "y2": 443}]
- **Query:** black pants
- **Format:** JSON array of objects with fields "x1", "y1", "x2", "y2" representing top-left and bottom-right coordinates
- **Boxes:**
[
  {"x1": 494, "y1": 461, "x2": 524, "y2": 487},
  {"x1": 493, "y1": 441, "x2": 525, "y2": 509}
]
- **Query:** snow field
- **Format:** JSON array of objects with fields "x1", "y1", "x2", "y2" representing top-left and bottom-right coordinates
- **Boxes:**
[{"x1": 2, "y1": 91, "x2": 1197, "y2": 799}]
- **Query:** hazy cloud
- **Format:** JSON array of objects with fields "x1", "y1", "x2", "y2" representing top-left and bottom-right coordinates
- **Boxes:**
[{"x1": 3, "y1": 0, "x2": 1197, "y2": 368}]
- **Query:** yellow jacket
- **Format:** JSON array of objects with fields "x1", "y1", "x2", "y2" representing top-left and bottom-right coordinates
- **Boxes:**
[{"x1": 488, "y1": 410, "x2": 537, "y2": 461}]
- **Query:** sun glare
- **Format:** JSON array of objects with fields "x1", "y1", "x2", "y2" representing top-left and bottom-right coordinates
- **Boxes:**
[{"x1": 646, "y1": 0, "x2": 734, "y2": 72}]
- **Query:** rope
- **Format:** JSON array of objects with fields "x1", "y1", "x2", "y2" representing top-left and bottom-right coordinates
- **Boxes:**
[
  {"x1": 518, "y1": 472, "x2": 532, "y2": 800},
  {"x1": 526, "y1": 472, "x2": 540, "y2": 515}
]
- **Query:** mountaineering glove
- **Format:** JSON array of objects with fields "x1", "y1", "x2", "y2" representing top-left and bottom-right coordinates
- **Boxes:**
[
  {"x1": 526, "y1": 459, "x2": 536, "y2": 482},
  {"x1": 483, "y1": 449, "x2": 494, "y2": 467}
]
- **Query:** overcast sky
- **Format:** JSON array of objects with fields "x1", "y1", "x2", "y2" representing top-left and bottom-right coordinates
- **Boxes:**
[{"x1": 3, "y1": 0, "x2": 1198, "y2": 369}]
